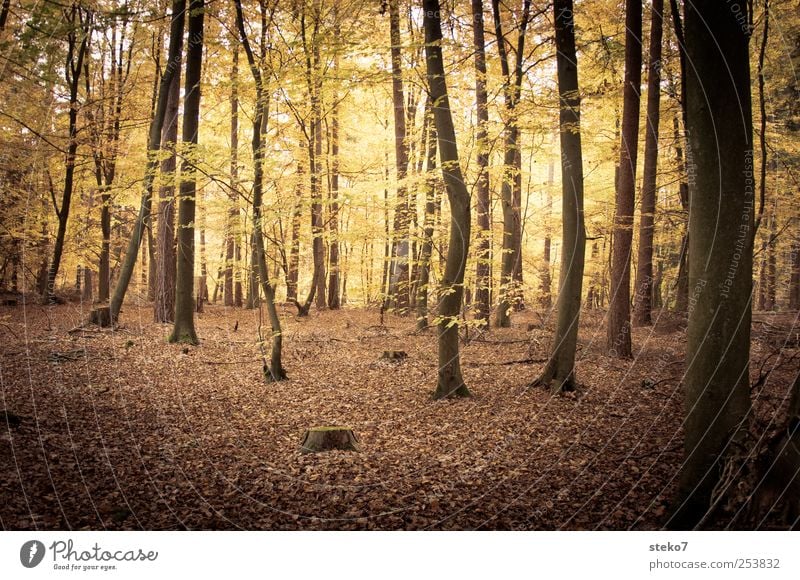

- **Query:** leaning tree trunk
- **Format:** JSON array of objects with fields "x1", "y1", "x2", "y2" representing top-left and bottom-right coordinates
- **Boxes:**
[
  {"x1": 472, "y1": 0, "x2": 491, "y2": 326},
  {"x1": 109, "y1": 0, "x2": 186, "y2": 323},
  {"x1": 424, "y1": 0, "x2": 471, "y2": 400},
  {"x1": 168, "y1": 0, "x2": 203, "y2": 345},
  {"x1": 234, "y1": 0, "x2": 286, "y2": 380},
  {"x1": 531, "y1": 0, "x2": 586, "y2": 394},
  {"x1": 667, "y1": 0, "x2": 754, "y2": 530},
  {"x1": 632, "y1": 0, "x2": 663, "y2": 326},
  {"x1": 607, "y1": 0, "x2": 642, "y2": 358}
]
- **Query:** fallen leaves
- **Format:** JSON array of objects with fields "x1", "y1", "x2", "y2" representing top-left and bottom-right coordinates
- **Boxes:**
[{"x1": 0, "y1": 304, "x2": 796, "y2": 530}]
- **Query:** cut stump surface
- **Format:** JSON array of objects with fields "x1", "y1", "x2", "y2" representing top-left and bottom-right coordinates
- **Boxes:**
[{"x1": 300, "y1": 426, "x2": 360, "y2": 454}]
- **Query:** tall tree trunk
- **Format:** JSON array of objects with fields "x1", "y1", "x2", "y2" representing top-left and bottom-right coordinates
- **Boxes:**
[
  {"x1": 168, "y1": 0, "x2": 203, "y2": 345},
  {"x1": 667, "y1": 0, "x2": 754, "y2": 529},
  {"x1": 472, "y1": 0, "x2": 491, "y2": 326},
  {"x1": 669, "y1": 0, "x2": 689, "y2": 313},
  {"x1": 531, "y1": 0, "x2": 586, "y2": 394},
  {"x1": 110, "y1": 0, "x2": 186, "y2": 323},
  {"x1": 790, "y1": 242, "x2": 800, "y2": 310},
  {"x1": 45, "y1": 5, "x2": 89, "y2": 302},
  {"x1": 327, "y1": 71, "x2": 341, "y2": 309},
  {"x1": 234, "y1": 0, "x2": 286, "y2": 380},
  {"x1": 633, "y1": 0, "x2": 663, "y2": 326},
  {"x1": 154, "y1": 44, "x2": 181, "y2": 323},
  {"x1": 416, "y1": 99, "x2": 436, "y2": 331},
  {"x1": 287, "y1": 148, "x2": 303, "y2": 303},
  {"x1": 540, "y1": 159, "x2": 554, "y2": 309},
  {"x1": 387, "y1": 0, "x2": 410, "y2": 313},
  {"x1": 424, "y1": 0, "x2": 471, "y2": 400},
  {"x1": 607, "y1": 0, "x2": 642, "y2": 358},
  {"x1": 225, "y1": 41, "x2": 239, "y2": 307},
  {"x1": 765, "y1": 212, "x2": 777, "y2": 311},
  {"x1": 492, "y1": 0, "x2": 531, "y2": 327}
]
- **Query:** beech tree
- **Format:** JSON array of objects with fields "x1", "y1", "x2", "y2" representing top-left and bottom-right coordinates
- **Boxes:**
[
  {"x1": 234, "y1": 0, "x2": 286, "y2": 380},
  {"x1": 472, "y1": 0, "x2": 491, "y2": 326},
  {"x1": 667, "y1": 0, "x2": 754, "y2": 529},
  {"x1": 168, "y1": 0, "x2": 204, "y2": 345},
  {"x1": 492, "y1": 0, "x2": 531, "y2": 327},
  {"x1": 424, "y1": 0, "x2": 471, "y2": 399},
  {"x1": 607, "y1": 0, "x2": 642, "y2": 358},
  {"x1": 43, "y1": 3, "x2": 89, "y2": 303},
  {"x1": 632, "y1": 0, "x2": 663, "y2": 326},
  {"x1": 531, "y1": 0, "x2": 586, "y2": 394},
  {"x1": 108, "y1": 0, "x2": 186, "y2": 324}
]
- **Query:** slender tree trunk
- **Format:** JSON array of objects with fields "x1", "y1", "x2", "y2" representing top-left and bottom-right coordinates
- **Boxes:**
[
  {"x1": 669, "y1": 0, "x2": 689, "y2": 313},
  {"x1": 110, "y1": 0, "x2": 186, "y2": 323},
  {"x1": 790, "y1": 242, "x2": 800, "y2": 310},
  {"x1": 327, "y1": 78, "x2": 341, "y2": 309},
  {"x1": 531, "y1": 0, "x2": 586, "y2": 394},
  {"x1": 472, "y1": 0, "x2": 491, "y2": 326},
  {"x1": 416, "y1": 99, "x2": 436, "y2": 330},
  {"x1": 0, "y1": 0, "x2": 10, "y2": 32},
  {"x1": 607, "y1": 0, "x2": 642, "y2": 358},
  {"x1": 225, "y1": 42, "x2": 239, "y2": 307},
  {"x1": 168, "y1": 0, "x2": 203, "y2": 345},
  {"x1": 667, "y1": 0, "x2": 754, "y2": 529},
  {"x1": 765, "y1": 212, "x2": 776, "y2": 311},
  {"x1": 387, "y1": 0, "x2": 410, "y2": 313},
  {"x1": 633, "y1": 0, "x2": 663, "y2": 326},
  {"x1": 287, "y1": 148, "x2": 303, "y2": 303},
  {"x1": 424, "y1": 0, "x2": 471, "y2": 399},
  {"x1": 234, "y1": 0, "x2": 286, "y2": 380},
  {"x1": 45, "y1": 5, "x2": 88, "y2": 302},
  {"x1": 540, "y1": 159, "x2": 554, "y2": 309},
  {"x1": 492, "y1": 0, "x2": 530, "y2": 327}
]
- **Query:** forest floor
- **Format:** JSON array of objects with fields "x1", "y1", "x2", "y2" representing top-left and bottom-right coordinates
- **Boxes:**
[{"x1": 1, "y1": 299, "x2": 798, "y2": 530}]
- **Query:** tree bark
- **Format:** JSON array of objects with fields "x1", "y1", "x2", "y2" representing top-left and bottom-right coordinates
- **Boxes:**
[
  {"x1": 531, "y1": 0, "x2": 586, "y2": 394},
  {"x1": 327, "y1": 37, "x2": 341, "y2": 309},
  {"x1": 424, "y1": 0, "x2": 471, "y2": 400},
  {"x1": 234, "y1": 0, "x2": 286, "y2": 380},
  {"x1": 387, "y1": 0, "x2": 410, "y2": 313},
  {"x1": 416, "y1": 99, "x2": 436, "y2": 331},
  {"x1": 168, "y1": 0, "x2": 203, "y2": 345},
  {"x1": 492, "y1": 0, "x2": 531, "y2": 327},
  {"x1": 632, "y1": 0, "x2": 663, "y2": 326},
  {"x1": 667, "y1": 0, "x2": 754, "y2": 529},
  {"x1": 154, "y1": 43, "x2": 181, "y2": 323},
  {"x1": 44, "y1": 5, "x2": 89, "y2": 302},
  {"x1": 472, "y1": 0, "x2": 491, "y2": 326},
  {"x1": 224, "y1": 41, "x2": 239, "y2": 308},
  {"x1": 607, "y1": 0, "x2": 641, "y2": 357}
]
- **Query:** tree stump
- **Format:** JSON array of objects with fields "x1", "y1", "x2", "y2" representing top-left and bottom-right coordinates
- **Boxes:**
[
  {"x1": 381, "y1": 350, "x2": 407, "y2": 361},
  {"x1": 300, "y1": 426, "x2": 360, "y2": 454},
  {"x1": 89, "y1": 306, "x2": 112, "y2": 327}
]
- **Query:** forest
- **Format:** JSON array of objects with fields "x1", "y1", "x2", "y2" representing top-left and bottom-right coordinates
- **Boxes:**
[{"x1": 0, "y1": 0, "x2": 799, "y2": 531}]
